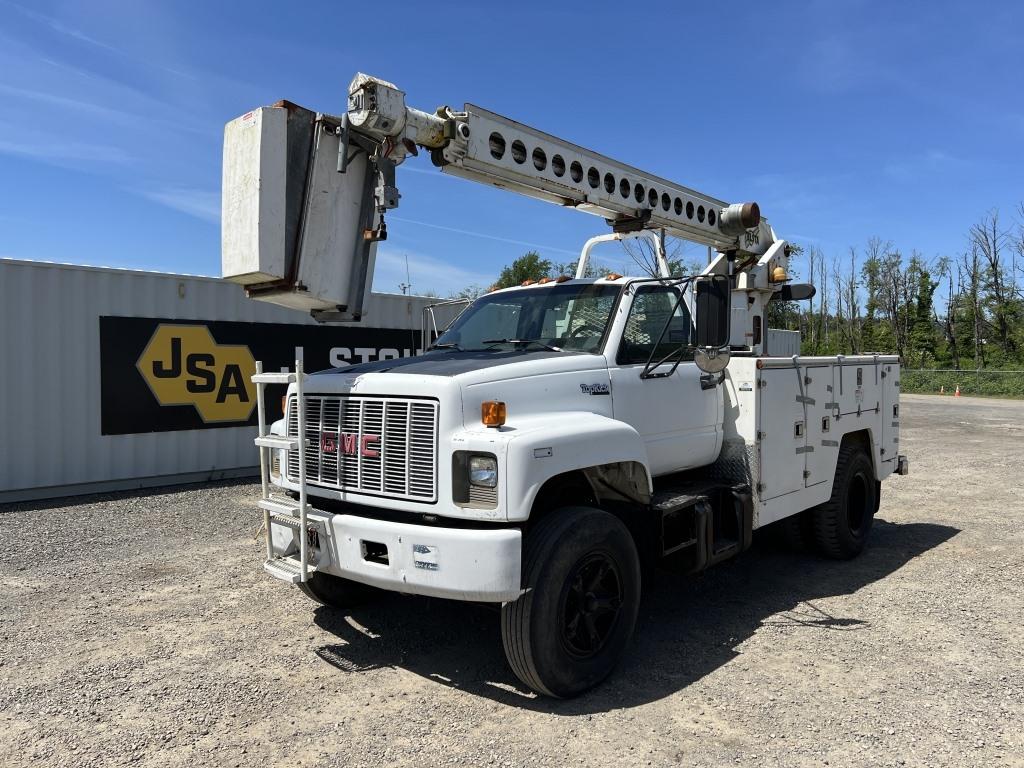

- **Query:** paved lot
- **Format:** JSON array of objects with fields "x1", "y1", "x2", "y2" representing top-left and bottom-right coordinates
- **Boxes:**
[{"x1": 1, "y1": 394, "x2": 1022, "y2": 767}]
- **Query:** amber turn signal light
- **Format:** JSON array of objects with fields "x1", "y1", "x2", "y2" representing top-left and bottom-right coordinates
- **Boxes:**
[{"x1": 481, "y1": 400, "x2": 507, "y2": 428}]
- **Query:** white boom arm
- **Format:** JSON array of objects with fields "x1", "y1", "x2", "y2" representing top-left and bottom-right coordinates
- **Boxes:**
[
  {"x1": 221, "y1": 73, "x2": 788, "y2": 322},
  {"x1": 348, "y1": 74, "x2": 770, "y2": 254}
]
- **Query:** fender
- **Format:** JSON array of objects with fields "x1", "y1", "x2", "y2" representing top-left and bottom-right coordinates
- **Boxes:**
[{"x1": 498, "y1": 412, "x2": 652, "y2": 522}]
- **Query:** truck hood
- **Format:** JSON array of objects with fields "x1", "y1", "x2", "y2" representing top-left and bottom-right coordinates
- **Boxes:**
[
  {"x1": 308, "y1": 350, "x2": 614, "y2": 425},
  {"x1": 314, "y1": 349, "x2": 570, "y2": 381}
]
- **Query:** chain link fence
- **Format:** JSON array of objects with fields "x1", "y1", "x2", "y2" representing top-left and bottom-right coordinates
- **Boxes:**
[{"x1": 901, "y1": 368, "x2": 1024, "y2": 398}]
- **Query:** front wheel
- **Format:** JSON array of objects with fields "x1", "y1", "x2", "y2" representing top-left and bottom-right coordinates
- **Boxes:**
[{"x1": 501, "y1": 507, "x2": 641, "y2": 698}]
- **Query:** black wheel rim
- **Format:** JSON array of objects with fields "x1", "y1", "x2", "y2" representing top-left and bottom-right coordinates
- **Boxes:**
[
  {"x1": 559, "y1": 551, "x2": 623, "y2": 658},
  {"x1": 847, "y1": 471, "x2": 869, "y2": 534}
]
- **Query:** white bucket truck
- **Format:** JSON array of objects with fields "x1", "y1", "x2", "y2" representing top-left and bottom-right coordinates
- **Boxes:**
[{"x1": 222, "y1": 75, "x2": 908, "y2": 697}]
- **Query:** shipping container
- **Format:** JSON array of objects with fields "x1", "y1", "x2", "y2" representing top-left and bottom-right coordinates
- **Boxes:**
[{"x1": 0, "y1": 259, "x2": 453, "y2": 502}]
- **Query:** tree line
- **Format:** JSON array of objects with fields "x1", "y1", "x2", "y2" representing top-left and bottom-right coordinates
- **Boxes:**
[{"x1": 770, "y1": 207, "x2": 1024, "y2": 371}]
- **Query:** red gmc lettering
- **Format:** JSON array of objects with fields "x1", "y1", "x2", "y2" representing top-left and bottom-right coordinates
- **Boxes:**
[{"x1": 360, "y1": 434, "x2": 380, "y2": 458}]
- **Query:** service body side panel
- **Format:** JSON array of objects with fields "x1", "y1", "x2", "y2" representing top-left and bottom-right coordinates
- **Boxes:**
[{"x1": 749, "y1": 355, "x2": 900, "y2": 527}]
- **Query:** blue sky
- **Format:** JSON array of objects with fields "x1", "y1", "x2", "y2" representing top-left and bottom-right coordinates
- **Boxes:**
[{"x1": 1, "y1": 0, "x2": 1021, "y2": 296}]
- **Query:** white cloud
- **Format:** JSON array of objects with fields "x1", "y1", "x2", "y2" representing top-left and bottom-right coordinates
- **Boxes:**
[
  {"x1": 372, "y1": 247, "x2": 495, "y2": 297},
  {"x1": 883, "y1": 150, "x2": 970, "y2": 182},
  {"x1": 388, "y1": 215, "x2": 578, "y2": 257},
  {"x1": 137, "y1": 187, "x2": 220, "y2": 222}
]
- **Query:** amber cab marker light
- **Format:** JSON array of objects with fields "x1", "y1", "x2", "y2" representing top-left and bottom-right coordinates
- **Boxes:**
[{"x1": 481, "y1": 400, "x2": 507, "y2": 428}]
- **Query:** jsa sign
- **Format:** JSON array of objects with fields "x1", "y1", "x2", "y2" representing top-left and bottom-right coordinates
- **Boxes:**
[
  {"x1": 100, "y1": 317, "x2": 421, "y2": 435},
  {"x1": 138, "y1": 325, "x2": 257, "y2": 423}
]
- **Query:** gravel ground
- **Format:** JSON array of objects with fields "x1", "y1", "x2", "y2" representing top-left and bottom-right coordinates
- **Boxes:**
[{"x1": 2, "y1": 393, "x2": 1022, "y2": 767}]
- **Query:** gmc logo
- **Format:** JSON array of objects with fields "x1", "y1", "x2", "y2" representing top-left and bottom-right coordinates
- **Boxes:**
[{"x1": 321, "y1": 432, "x2": 380, "y2": 458}]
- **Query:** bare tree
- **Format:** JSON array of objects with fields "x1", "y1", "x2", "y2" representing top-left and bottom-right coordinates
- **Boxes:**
[
  {"x1": 971, "y1": 210, "x2": 1016, "y2": 358},
  {"x1": 832, "y1": 248, "x2": 861, "y2": 354},
  {"x1": 619, "y1": 231, "x2": 702, "y2": 277},
  {"x1": 957, "y1": 242, "x2": 985, "y2": 369},
  {"x1": 937, "y1": 257, "x2": 960, "y2": 370}
]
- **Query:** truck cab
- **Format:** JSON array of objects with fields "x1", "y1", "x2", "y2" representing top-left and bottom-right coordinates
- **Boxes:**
[{"x1": 272, "y1": 275, "x2": 723, "y2": 521}]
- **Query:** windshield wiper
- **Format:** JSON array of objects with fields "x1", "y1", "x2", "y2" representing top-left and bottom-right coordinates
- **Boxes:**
[
  {"x1": 427, "y1": 341, "x2": 463, "y2": 351},
  {"x1": 482, "y1": 338, "x2": 562, "y2": 352}
]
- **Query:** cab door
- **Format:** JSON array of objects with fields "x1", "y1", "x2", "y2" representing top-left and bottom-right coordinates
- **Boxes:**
[{"x1": 608, "y1": 284, "x2": 722, "y2": 476}]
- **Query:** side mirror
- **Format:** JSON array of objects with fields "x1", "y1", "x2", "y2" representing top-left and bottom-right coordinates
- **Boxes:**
[
  {"x1": 770, "y1": 283, "x2": 816, "y2": 302},
  {"x1": 694, "y1": 274, "x2": 731, "y2": 373}
]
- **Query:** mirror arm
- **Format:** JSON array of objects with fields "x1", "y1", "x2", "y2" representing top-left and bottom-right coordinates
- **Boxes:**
[{"x1": 700, "y1": 371, "x2": 726, "y2": 390}]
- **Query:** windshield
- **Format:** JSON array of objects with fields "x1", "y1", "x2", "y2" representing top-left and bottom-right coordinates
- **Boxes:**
[{"x1": 432, "y1": 283, "x2": 621, "y2": 353}]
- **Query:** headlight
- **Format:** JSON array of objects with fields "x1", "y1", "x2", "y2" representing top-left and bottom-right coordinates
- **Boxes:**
[{"x1": 469, "y1": 455, "x2": 498, "y2": 487}]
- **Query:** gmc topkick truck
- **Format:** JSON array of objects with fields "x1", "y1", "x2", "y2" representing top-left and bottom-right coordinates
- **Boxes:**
[{"x1": 222, "y1": 74, "x2": 908, "y2": 697}]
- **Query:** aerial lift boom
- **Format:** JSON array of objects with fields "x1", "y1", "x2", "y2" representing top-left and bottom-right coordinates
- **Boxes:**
[{"x1": 222, "y1": 73, "x2": 793, "y2": 351}]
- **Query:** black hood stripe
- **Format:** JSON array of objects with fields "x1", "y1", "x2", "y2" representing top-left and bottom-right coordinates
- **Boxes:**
[{"x1": 313, "y1": 350, "x2": 576, "y2": 377}]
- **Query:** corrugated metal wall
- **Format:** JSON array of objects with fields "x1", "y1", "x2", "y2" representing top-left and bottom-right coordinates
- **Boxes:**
[{"x1": 0, "y1": 259, "x2": 440, "y2": 502}]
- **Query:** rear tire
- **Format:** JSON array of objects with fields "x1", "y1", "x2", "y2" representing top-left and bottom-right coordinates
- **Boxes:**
[
  {"x1": 501, "y1": 507, "x2": 641, "y2": 698},
  {"x1": 813, "y1": 446, "x2": 877, "y2": 559},
  {"x1": 297, "y1": 572, "x2": 379, "y2": 609}
]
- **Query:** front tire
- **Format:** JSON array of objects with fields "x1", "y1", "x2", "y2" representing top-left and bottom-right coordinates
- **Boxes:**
[
  {"x1": 813, "y1": 446, "x2": 877, "y2": 559},
  {"x1": 501, "y1": 507, "x2": 641, "y2": 698},
  {"x1": 297, "y1": 572, "x2": 379, "y2": 609}
]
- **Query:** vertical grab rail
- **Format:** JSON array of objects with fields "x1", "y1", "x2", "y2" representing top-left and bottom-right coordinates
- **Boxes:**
[
  {"x1": 295, "y1": 358, "x2": 309, "y2": 582},
  {"x1": 254, "y1": 361, "x2": 273, "y2": 562}
]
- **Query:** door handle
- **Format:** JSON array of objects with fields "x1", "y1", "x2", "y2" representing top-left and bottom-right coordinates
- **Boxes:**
[{"x1": 700, "y1": 372, "x2": 725, "y2": 390}]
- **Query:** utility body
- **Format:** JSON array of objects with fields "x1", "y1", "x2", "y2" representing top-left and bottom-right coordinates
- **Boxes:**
[{"x1": 225, "y1": 74, "x2": 908, "y2": 697}]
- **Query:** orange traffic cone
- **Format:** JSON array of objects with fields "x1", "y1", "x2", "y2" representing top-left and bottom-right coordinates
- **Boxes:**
[
  {"x1": 940, "y1": 385, "x2": 945, "y2": 394},
  {"x1": 954, "y1": 384, "x2": 961, "y2": 397}
]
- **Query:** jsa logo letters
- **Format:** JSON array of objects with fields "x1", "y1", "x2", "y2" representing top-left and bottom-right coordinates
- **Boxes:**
[{"x1": 137, "y1": 325, "x2": 256, "y2": 422}]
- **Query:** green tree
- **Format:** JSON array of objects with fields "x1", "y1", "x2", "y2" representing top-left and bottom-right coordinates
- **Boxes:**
[
  {"x1": 450, "y1": 284, "x2": 485, "y2": 301},
  {"x1": 495, "y1": 251, "x2": 552, "y2": 288}
]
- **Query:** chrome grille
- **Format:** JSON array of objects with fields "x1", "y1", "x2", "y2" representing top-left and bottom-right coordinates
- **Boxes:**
[{"x1": 286, "y1": 395, "x2": 438, "y2": 502}]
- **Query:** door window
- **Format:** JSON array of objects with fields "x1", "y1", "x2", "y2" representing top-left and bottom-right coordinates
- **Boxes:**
[{"x1": 618, "y1": 285, "x2": 693, "y2": 365}]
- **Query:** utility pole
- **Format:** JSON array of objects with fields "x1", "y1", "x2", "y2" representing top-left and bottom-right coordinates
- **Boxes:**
[{"x1": 398, "y1": 254, "x2": 411, "y2": 295}]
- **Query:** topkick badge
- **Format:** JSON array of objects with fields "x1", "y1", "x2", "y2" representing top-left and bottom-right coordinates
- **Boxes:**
[{"x1": 136, "y1": 324, "x2": 257, "y2": 423}]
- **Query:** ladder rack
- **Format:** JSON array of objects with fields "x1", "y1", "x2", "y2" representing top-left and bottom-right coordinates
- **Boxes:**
[{"x1": 253, "y1": 359, "x2": 315, "y2": 583}]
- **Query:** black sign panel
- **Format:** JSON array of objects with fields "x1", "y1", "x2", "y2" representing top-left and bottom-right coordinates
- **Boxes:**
[{"x1": 100, "y1": 316, "x2": 421, "y2": 435}]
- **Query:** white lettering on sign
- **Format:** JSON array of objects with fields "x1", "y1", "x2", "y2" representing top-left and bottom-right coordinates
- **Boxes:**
[{"x1": 328, "y1": 346, "x2": 415, "y2": 368}]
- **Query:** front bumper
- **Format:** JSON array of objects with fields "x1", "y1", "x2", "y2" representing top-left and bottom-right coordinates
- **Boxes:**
[{"x1": 309, "y1": 511, "x2": 523, "y2": 603}]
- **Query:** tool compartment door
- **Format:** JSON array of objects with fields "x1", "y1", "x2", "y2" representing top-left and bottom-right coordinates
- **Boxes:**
[
  {"x1": 881, "y1": 361, "x2": 900, "y2": 473},
  {"x1": 835, "y1": 360, "x2": 884, "y2": 469},
  {"x1": 802, "y1": 365, "x2": 836, "y2": 488},
  {"x1": 757, "y1": 367, "x2": 807, "y2": 501}
]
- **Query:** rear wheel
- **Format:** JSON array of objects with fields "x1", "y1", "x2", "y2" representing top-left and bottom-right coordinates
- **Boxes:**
[
  {"x1": 297, "y1": 572, "x2": 379, "y2": 609},
  {"x1": 813, "y1": 446, "x2": 877, "y2": 559},
  {"x1": 501, "y1": 507, "x2": 641, "y2": 698}
]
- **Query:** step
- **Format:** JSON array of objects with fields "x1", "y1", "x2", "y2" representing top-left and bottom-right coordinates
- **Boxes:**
[
  {"x1": 258, "y1": 496, "x2": 302, "y2": 518},
  {"x1": 255, "y1": 435, "x2": 300, "y2": 451},
  {"x1": 263, "y1": 554, "x2": 317, "y2": 584},
  {"x1": 251, "y1": 371, "x2": 298, "y2": 385}
]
